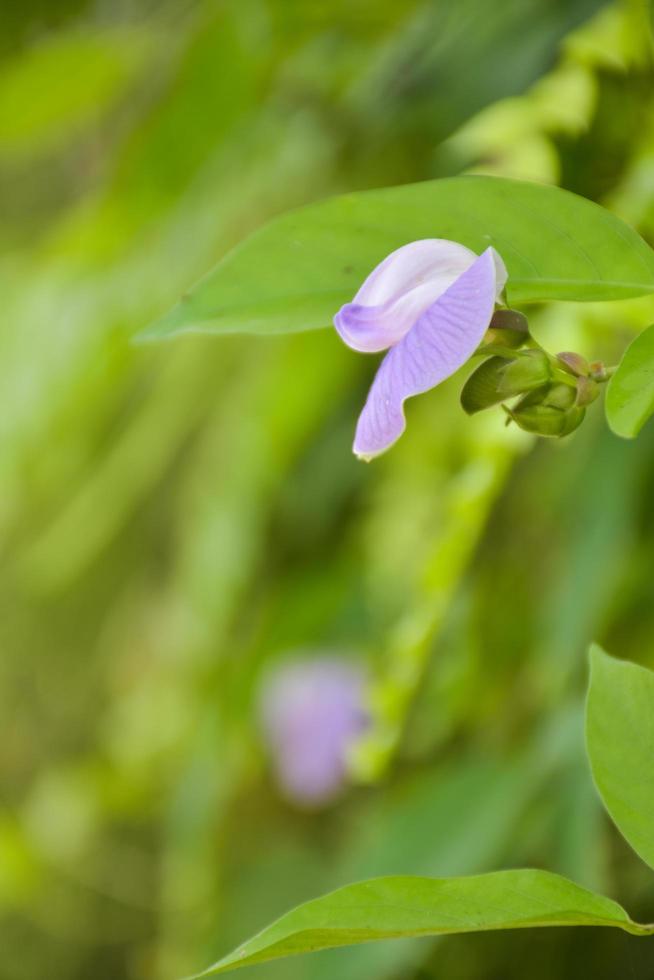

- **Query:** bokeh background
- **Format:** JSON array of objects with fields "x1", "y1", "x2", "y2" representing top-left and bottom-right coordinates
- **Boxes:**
[{"x1": 3, "y1": 1, "x2": 654, "y2": 977}]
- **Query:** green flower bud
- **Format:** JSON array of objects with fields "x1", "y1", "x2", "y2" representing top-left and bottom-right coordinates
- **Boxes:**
[
  {"x1": 589, "y1": 361, "x2": 610, "y2": 382},
  {"x1": 460, "y1": 356, "x2": 509, "y2": 415},
  {"x1": 506, "y1": 402, "x2": 585, "y2": 437},
  {"x1": 498, "y1": 349, "x2": 551, "y2": 397},
  {"x1": 556, "y1": 352, "x2": 589, "y2": 377},
  {"x1": 575, "y1": 375, "x2": 600, "y2": 407},
  {"x1": 541, "y1": 383, "x2": 576, "y2": 410},
  {"x1": 484, "y1": 309, "x2": 529, "y2": 349},
  {"x1": 506, "y1": 385, "x2": 586, "y2": 437},
  {"x1": 558, "y1": 406, "x2": 586, "y2": 436}
]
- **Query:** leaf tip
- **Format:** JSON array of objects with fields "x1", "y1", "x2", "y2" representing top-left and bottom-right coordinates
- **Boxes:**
[
  {"x1": 133, "y1": 297, "x2": 194, "y2": 344},
  {"x1": 587, "y1": 644, "x2": 618, "y2": 687},
  {"x1": 588, "y1": 642, "x2": 608, "y2": 665}
]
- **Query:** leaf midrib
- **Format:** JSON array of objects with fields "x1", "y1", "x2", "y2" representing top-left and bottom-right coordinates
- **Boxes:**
[{"x1": 178, "y1": 276, "x2": 654, "y2": 318}]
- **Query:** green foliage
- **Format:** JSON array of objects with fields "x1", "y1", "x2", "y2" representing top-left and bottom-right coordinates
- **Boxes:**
[
  {"x1": 193, "y1": 871, "x2": 649, "y2": 976},
  {"x1": 187, "y1": 646, "x2": 654, "y2": 975},
  {"x1": 586, "y1": 646, "x2": 654, "y2": 871},
  {"x1": 605, "y1": 323, "x2": 654, "y2": 436},
  {"x1": 0, "y1": 28, "x2": 151, "y2": 158},
  {"x1": 139, "y1": 177, "x2": 654, "y2": 341},
  {"x1": 5, "y1": 2, "x2": 654, "y2": 980}
]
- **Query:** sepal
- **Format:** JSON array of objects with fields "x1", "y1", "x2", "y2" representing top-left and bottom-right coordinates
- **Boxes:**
[
  {"x1": 505, "y1": 384, "x2": 585, "y2": 437},
  {"x1": 557, "y1": 352, "x2": 590, "y2": 377},
  {"x1": 498, "y1": 350, "x2": 551, "y2": 396}
]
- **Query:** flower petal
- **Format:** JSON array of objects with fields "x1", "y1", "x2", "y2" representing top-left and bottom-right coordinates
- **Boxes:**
[
  {"x1": 353, "y1": 248, "x2": 499, "y2": 459},
  {"x1": 353, "y1": 239, "x2": 478, "y2": 305},
  {"x1": 490, "y1": 247, "x2": 508, "y2": 297},
  {"x1": 334, "y1": 239, "x2": 478, "y2": 353},
  {"x1": 259, "y1": 658, "x2": 368, "y2": 808}
]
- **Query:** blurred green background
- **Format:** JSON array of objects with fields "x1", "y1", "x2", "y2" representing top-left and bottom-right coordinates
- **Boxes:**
[{"x1": 3, "y1": 1, "x2": 654, "y2": 977}]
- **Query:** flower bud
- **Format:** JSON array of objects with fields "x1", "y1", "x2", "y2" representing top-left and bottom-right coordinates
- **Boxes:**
[
  {"x1": 498, "y1": 349, "x2": 551, "y2": 397},
  {"x1": 558, "y1": 406, "x2": 586, "y2": 436},
  {"x1": 557, "y1": 352, "x2": 589, "y2": 377},
  {"x1": 461, "y1": 356, "x2": 510, "y2": 415},
  {"x1": 541, "y1": 383, "x2": 576, "y2": 410},
  {"x1": 484, "y1": 309, "x2": 529, "y2": 349},
  {"x1": 589, "y1": 361, "x2": 610, "y2": 382},
  {"x1": 575, "y1": 375, "x2": 599, "y2": 407},
  {"x1": 506, "y1": 385, "x2": 585, "y2": 437}
]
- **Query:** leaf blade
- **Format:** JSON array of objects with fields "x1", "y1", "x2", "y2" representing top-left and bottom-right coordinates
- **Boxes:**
[
  {"x1": 140, "y1": 176, "x2": 654, "y2": 342},
  {"x1": 606, "y1": 324, "x2": 654, "y2": 437},
  {"x1": 587, "y1": 645, "x2": 654, "y2": 870},
  {"x1": 191, "y1": 870, "x2": 649, "y2": 977}
]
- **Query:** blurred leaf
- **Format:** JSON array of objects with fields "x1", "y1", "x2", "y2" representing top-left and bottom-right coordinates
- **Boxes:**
[
  {"x1": 141, "y1": 177, "x2": 654, "y2": 341},
  {"x1": 17, "y1": 344, "x2": 222, "y2": 592},
  {"x1": 586, "y1": 645, "x2": 654, "y2": 871},
  {"x1": 352, "y1": 0, "x2": 606, "y2": 146},
  {"x1": 0, "y1": 28, "x2": 151, "y2": 158},
  {"x1": 193, "y1": 870, "x2": 649, "y2": 976},
  {"x1": 605, "y1": 323, "x2": 654, "y2": 437},
  {"x1": 351, "y1": 407, "x2": 524, "y2": 780}
]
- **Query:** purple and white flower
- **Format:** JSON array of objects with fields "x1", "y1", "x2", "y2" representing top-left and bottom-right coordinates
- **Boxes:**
[
  {"x1": 334, "y1": 240, "x2": 508, "y2": 459},
  {"x1": 258, "y1": 657, "x2": 368, "y2": 808}
]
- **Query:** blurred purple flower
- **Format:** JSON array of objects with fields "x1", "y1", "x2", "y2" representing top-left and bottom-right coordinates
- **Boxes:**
[
  {"x1": 334, "y1": 240, "x2": 507, "y2": 460},
  {"x1": 259, "y1": 657, "x2": 368, "y2": 808}
]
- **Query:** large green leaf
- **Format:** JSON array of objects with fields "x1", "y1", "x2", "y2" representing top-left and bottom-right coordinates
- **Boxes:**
[
  {"x1": 191, "y1": 870, "x2": 650, "y2": 976},
  {"x1": 605, "y1": 324, "x2": 654, "y2": 437},
  {"x1": 586, "y1": 645, "x2": 654, "y2": 870},
  {"x1": 140, "y1": 177, "x2": 654, "y2": 341}
]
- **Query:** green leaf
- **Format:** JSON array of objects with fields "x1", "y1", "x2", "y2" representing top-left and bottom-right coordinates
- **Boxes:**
[
  {"x1": 139, "y1": 176, "x2": 654, "y2": 341},
  {"x1": 587, "y1": 645, "x2": 654, "y2": 870},
  {"x1": 605, "y1": 324, "x2": 654, "y2": 437},
  {"x1": 191, "y1": 870, "x2": 650, "y2": 976}
]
